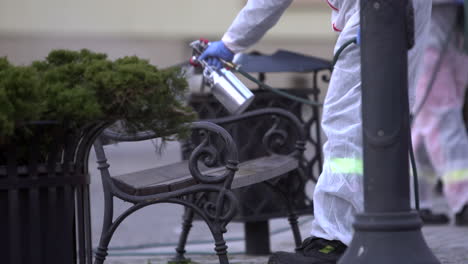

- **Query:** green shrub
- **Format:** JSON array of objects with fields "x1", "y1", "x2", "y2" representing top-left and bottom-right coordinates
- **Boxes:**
[
  {"x1": 0, "y1": 59, "x2": 45, "y2": 139},
  {"x1": 0, "y1": 49, "x2": 195, "y2": 143}
]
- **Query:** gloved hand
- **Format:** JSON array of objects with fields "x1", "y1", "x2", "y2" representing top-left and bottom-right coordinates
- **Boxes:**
[
  {"x1": 198, "y1": 41, "x2": 234, "y2": 69},
  {"x1": 455, "y1": 0, "x2": 464, "y2": 5}
]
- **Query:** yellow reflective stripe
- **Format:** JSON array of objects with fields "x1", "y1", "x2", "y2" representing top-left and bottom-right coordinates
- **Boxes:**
[
  {"x1": 330, "y1": 158, "x2": 363, "y2": 175},
  {"x1": 443, "y1": 169, "x2": 468, "y2": 184},
  {"x1": 319, "y1": 245, "x2": 335, "y2": 254}
]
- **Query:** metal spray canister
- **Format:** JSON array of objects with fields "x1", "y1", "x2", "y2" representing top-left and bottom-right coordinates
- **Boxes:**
[{"x1": 190, "y1": 40, "x2": 254, "y2": 115}]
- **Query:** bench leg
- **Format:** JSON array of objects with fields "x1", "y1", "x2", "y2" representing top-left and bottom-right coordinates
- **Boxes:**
[
  {"x1": 94, "y1": 233, "x2": 112, "y2": 264},
  {"x1": 208, "y1": 190, "x2": 238, "y2": 264},
  {"x1": 284, "y1": 175, "x2": 303, "y2": 251},
  {"x1": 287, "y1": 212, "x2": 303, "y2": 252},
  {"x1": 264, "y1": 173, "x2": 304, "y2": 251},
  {"x1": 94, "y1": 191, "x2": 114, "y2": 264},
  {"x1": 212, "y1": 230, "x2": 229, "y2": 264},
  {"x1": 170, "y1": 208, "x2": 194, "y2": 264}
]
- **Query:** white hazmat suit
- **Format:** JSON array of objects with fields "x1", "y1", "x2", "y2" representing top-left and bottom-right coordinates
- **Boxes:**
[
  {"x1": 412, "y1": 0, "x2": 468, "y2": 215},
  {"x1": 222, "y1": 0, "x2": 431, "y2": 245}
]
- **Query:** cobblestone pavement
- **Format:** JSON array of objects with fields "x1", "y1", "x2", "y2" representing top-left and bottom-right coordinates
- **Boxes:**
[
  {"x1": 89, "y1": 141, "x2": 468, "y2": 264},
  {"x1": 424, "y1": 225, "x2": 468, "y2": 264},
  {"x1": 103, "y1": 224, "x2": 468, "y2": 264}
]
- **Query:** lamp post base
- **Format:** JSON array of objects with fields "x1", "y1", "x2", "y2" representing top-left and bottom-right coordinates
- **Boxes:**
[{"x1": 339, "y1": 211, "x2": 440, "y2": 264}]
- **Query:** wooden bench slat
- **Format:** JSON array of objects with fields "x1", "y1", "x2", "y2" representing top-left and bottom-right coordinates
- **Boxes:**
[
  {"x1": 203, "y1": 155, "x2": 298, "y2": 189},
  {"x1": 112, "y1": 154, "x2": 298, "y2": 196},
  {"x1": 113, "y1": 161, "x2": 195, "y2": 196}
]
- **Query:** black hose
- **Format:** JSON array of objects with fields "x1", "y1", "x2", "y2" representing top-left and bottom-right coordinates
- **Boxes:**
[
  {"x1": 332, "y1": 38, "x2": 358, "y2": 69},
  {"x1": 409, "y1": 115, "x2": 420, "y2": 210},
  {"x1": 232, "y1": 66, "x2": 323, "y2": 106},
  {"x1": 228, "y1": 37, "x2": 358, "y2": 107}
]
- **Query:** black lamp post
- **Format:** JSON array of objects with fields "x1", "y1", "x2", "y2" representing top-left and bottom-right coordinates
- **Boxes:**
[{"x1": 339, "y1": 1, "x2": 440, "y2": 263}]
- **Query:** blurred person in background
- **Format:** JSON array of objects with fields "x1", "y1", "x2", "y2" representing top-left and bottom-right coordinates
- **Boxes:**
[
  {"x1": 411, "y1": 0, "x2": 468, "y2": 226},
  {"x1": 199, "y1": 0, "x2": 431, "y2": 263}
]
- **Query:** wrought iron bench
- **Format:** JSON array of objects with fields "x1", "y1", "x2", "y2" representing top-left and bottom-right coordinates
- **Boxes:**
[
  {"x1": 184, "y1": 49, "x2": 330, "y2": 255},
  {"x1": 92, "y1": 108, "x2": 306, "y2": 264}
]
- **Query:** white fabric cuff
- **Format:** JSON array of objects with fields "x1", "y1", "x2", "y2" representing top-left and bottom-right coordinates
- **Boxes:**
[{"x1": 221, "y1": 35, "x2": 247, "y2": 54}]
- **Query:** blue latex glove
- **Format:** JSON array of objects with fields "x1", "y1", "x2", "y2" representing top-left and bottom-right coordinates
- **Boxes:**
[
  {"x1": 455, "y1": 0, "x2": 464, "y2": 5},
  {"x1": 198, "y1": 41, "x2": 234, "y2": 69}
]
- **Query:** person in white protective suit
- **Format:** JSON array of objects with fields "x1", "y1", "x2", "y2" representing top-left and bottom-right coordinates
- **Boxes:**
[
  {"x1": 412, "y1": 0, "x2": 468, "y2": 226},
  {"x1": 199, "y1": 0, "x2": 431, "y2": 263}
]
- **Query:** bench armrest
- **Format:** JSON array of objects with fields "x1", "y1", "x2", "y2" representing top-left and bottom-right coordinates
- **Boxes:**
[
  {"x1": 94, "y1": 121, "x2": 239, "y2": 188},
  {"x1": 187, "y1": 121, "x2": 239, "y2": 185}
]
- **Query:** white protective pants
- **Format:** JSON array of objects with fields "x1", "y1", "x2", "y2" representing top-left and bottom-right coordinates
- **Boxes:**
[
  {"x1": 310, "y1": 0, "x2": 431, "y2": 245},
  {"x1": 221, "y1": 0, "x2": 431, "y2": 246},
  {"x1": 412, "y1": 3, "x2": 468, "y2": 214}
]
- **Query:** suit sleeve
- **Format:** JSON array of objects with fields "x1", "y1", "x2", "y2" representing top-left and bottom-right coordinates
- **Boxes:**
[{"x1": 221, "y1": 0, "x2": 293, "y2": 53}]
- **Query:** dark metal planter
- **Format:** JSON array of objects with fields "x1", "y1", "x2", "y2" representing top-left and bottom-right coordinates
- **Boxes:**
[
  {"x1": 0, "y1": 121, "x2": 107, "y2": 264},
  {"x1": 183, "y1": 51, "x2": 331, "y2": 254}
]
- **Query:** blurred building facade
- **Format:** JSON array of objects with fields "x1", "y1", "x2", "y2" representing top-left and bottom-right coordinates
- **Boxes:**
[{"x1": 0, "y1": 0, "x2": 336, "y2": 89}]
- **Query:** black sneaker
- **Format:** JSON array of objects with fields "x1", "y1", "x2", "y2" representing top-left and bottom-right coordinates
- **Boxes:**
[
  {"x1": 268, "y1": 237, "x2": 347, "y2": 264},
  {"x1": 455, "y1": 205, "x2": 468, "y2": 226},
  {"x1": 419, "y1": 209, "x2": 450, "y2": 225}
]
